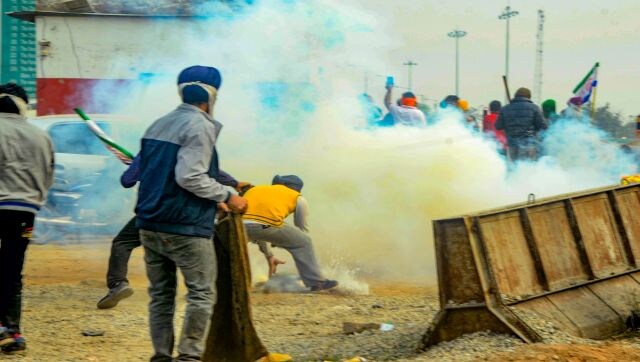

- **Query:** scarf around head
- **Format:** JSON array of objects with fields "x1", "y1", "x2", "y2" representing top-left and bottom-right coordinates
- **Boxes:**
[
  {"x1": 401, "y1": 97, "x2": 417, "y2": 107},
  {"x1": 178, "y1": 82, "x2": 218, "y2": 117},
  {"x1": 0, "y1": 93, "x2": 28, "y2": 116}
]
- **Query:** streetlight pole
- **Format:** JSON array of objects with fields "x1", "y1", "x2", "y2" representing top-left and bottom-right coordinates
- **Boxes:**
[
  {"x1": 447, "y1": 29, "x2": 467, "y2": 96},
  {"x1": 403, "y1": 60, "x2": 418, "y2": 91},
  {"x1": 364, "y1": 71, "x2": 369, "y2": 94},
  {"x1": 498, "y1": 5, "x2": 519, "y2": 82}
]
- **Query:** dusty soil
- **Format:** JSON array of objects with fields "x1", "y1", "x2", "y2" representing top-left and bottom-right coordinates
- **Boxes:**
[{"x1": 4, "y1": 243, "x2": 640, "y2": 361}]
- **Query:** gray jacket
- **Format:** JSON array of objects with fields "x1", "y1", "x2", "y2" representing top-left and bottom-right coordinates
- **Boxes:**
[
  {"x1": 495, "y1": 97, "x2": 546, "y2": 144},
  {"x1": 0, "y1": 113, "x2": 55, "y2": 213},
  {"x1": 135, "y1": 104, "x2": 230, "y2": 237}
]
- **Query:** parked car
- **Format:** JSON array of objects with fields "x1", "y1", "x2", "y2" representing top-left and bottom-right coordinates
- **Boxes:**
[{"x1": 30, "y1": 115, "x2": 136, "y2": 243}]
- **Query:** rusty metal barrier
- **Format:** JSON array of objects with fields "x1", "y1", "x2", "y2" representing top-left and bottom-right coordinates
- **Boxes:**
[{"x1": 421, "y1": 183, "x2": 640, "y2": 349}]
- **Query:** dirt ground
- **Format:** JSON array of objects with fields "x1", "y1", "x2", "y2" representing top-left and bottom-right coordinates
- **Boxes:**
[{"x1": 4, "y1": 243, "x2": 640, "y2": 361}]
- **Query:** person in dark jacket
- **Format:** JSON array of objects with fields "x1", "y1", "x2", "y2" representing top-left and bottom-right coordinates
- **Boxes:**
[
  {"x1": 96, "y1": 155, "x2": 248, "y2": 310},
  {"x1": 495, "y1": 87, "x2": 546, "y2": 162},
  {"x1": 135, "y1": 65, "x2": 248, "y2": 362}
]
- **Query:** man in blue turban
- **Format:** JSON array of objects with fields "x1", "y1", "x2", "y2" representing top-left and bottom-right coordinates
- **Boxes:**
[{"x1": 135, "y1": 65, "x2": 247, "y2": 361}]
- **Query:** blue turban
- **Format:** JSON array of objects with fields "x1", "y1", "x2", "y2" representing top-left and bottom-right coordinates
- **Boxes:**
[
  {"x1": 177, "y1": 65, "x2": 222, "y2": 104},
  {"x1": 272, "y1": 175, "x2": 304, "y2": 192}
]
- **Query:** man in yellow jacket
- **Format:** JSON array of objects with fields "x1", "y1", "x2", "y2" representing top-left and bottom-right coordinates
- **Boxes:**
[{"x1": 242, "y1": 175, "x2": 338, "y2": 291}]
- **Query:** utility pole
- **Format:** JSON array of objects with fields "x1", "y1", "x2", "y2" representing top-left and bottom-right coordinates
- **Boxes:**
[
  {"x1": 403, "y1": 60, "x2": 418, "y2": 91},
  {"x1": 498, "y1": 5, "x2": 519, "y2": 82},
  {"x1": 447, "y1": 29, "x2": 467, "y2": 96},
  {"x1": 364, "y1": 71, "x2": 369, "y2": 94},
  {"x1": 533, "y1": 10, "x2": 545, "y2": 103}
]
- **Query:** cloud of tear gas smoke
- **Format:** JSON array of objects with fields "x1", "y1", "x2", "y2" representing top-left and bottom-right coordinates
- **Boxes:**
[{"x1": 76, "y1": 0, "x2": 635, "y2": 285}]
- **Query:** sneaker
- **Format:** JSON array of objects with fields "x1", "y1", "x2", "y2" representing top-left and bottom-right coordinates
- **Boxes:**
[
  {"x1": 1, "y1": 334, "x2": 25, "y2": 353},
  {"x1": 0, "y1": 327, "x2": 13, "y2": 347},
  {"x1": 310, "y1": 279, "x2": 339, "y2": 292},
  {"x1": 97, "y1": 282, "x2": 134, "y2": 309}
]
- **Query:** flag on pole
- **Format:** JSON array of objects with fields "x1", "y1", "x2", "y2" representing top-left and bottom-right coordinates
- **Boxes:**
[
  {"x1": 74, "y1": 108, "x2": 134, "y2": 165},
  {"x1": 572, "y1": 62, "x2": 599, "y2": 104}
]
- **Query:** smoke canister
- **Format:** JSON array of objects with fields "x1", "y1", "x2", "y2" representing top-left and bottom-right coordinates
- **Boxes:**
[{"x1": 386, "y1": 76, "x2": 394, "y2": 87}]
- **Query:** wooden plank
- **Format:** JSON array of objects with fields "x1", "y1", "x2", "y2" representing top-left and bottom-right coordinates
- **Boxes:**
[
  {"x1": 571, "y1": 195, "x2": 627, "y2": 277},
  {"x1": 478, "y1": 212, "x2": 544, "y2": 299},
  {"x1": 588, "y1": 275, "x2": 640, "y2": 318},
  {"x1": 519, "y1": 209, "x2": 549, "y2": 291},
  {"x1": 528, "y1": 202, "x2": 589, "y2": 289},
  {"x1": 435, "y1": 219, "x2": 485, "y2": 306},
  {"x1": 512, "y1": 297, "x2": 581, "y2": 337},
  {"x1": 564, "y1": 200, "x2": 595, "y2": 280},
  {"x1": 613, "y1": 188, "x2": 640, "y2": 263},
  {"x1": 608, "y1": 191, "x2": 636, "y2": 267},
  {"x1": 546, "y1": 287, "x2": 623, "y2": 339}
]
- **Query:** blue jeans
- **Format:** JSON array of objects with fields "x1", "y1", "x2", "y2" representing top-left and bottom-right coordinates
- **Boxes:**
[{"x1": 140, "y1": 230, "x2": 216, "y2": 362}]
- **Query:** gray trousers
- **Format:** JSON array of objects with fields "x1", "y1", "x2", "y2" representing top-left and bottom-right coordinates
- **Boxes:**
[
  {"x1": 244, "y1": 223, "x2": 324, "y2": 287},
  {"x1": 107, "y1": 217, "x2": 140, "y2": 289},
  {"x1": 140, "y1": 229, "x2": 216, "y2": 362},
  {"x1": 507, "y1": 137, "x2": 539, "y2": 162}
]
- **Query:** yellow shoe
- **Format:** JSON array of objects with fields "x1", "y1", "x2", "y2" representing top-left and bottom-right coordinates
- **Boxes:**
[{"x1": 256, "y1": 353, "x2": 293, "y2": 362}]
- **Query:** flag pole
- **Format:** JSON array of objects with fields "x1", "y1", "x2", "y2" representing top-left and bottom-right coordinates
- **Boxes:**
[
  {"x1": 591, "y1": 85, "x2": 598, "y2": 122},
  {"x1": 502, "y1": 75, "x2": 512, "y2": 104},
  {"x1": 590, "y1": 62, "x2": 599, "y2": 122}
]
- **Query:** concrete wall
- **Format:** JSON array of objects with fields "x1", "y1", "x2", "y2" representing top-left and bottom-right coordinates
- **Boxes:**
[
  {"x1": 35, "y1": 15, "x2": 193, "y2": 114},
  {"x1": 37, "y1": 0, "x2": 240, "y2": 15}
]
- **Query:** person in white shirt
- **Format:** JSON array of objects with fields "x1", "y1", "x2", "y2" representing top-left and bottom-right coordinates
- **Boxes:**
[{"x1": 383, "y1": 85, "x2": 426, "y2": 127}]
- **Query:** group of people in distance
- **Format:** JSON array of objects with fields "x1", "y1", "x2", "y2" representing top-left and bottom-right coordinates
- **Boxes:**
[{"x1": 360, "y1": 84, "x2": 587, "y2": 163}]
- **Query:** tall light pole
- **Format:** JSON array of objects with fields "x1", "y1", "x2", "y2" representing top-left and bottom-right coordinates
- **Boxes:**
[
  {"x1": 346, "y1": 64, "x2": 370, "y2": 94},
  {"x1": 447, "y1": 29, "x2": 467, "y2": 96},
  {"x1": 498, "y1": 5, "x2": 519, "y2": 82},
  {"x1": 403, "y1": 60, "x2": 418, "y2": 91}
]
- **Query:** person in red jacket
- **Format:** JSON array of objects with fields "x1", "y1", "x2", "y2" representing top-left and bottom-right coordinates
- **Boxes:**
[{"x1": 482, "y1": 100, "x2": 507, "y2": 155}]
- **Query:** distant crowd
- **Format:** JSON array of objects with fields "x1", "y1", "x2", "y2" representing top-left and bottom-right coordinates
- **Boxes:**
[{"x1": 360, "y1": 84, "x2": 590, "y2": 163}]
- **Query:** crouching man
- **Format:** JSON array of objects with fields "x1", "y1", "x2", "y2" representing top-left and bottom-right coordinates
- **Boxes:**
[{"x1": 242, "y1": 175, "x2": 338, "y2": 291}]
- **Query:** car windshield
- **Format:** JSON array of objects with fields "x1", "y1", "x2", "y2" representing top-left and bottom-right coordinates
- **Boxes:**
[{"x1": 48, "y1": 121, "x2": 111, "y2": 155}]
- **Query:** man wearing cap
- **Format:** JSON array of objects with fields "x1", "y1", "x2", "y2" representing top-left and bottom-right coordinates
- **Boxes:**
[
  {"x1": 241, "y1": 175, "x2": 338, "y2": 292},
  {"x1": 457, "y1": 99, "x2": 479, "y2": 130},
  {"x1": 135, "y1": 65, "x2": 247, "y2": 362},
  {"x1": 0, "y1": 83, "x2": 54, "y2": 353},
  {"x1": 542, "y1": 99, "x2": 559, "y2": 124},
  {"x1": 383, "y1": 84, "x2": 426, "y2": 127},
  {"x1": 495, "y1": 87, "x2": 547, "y2": 162}
]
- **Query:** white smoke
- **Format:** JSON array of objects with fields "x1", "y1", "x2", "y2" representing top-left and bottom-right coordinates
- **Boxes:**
[{"x1": 80, "y1": 0, "x2": 635, "y2": 284}]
